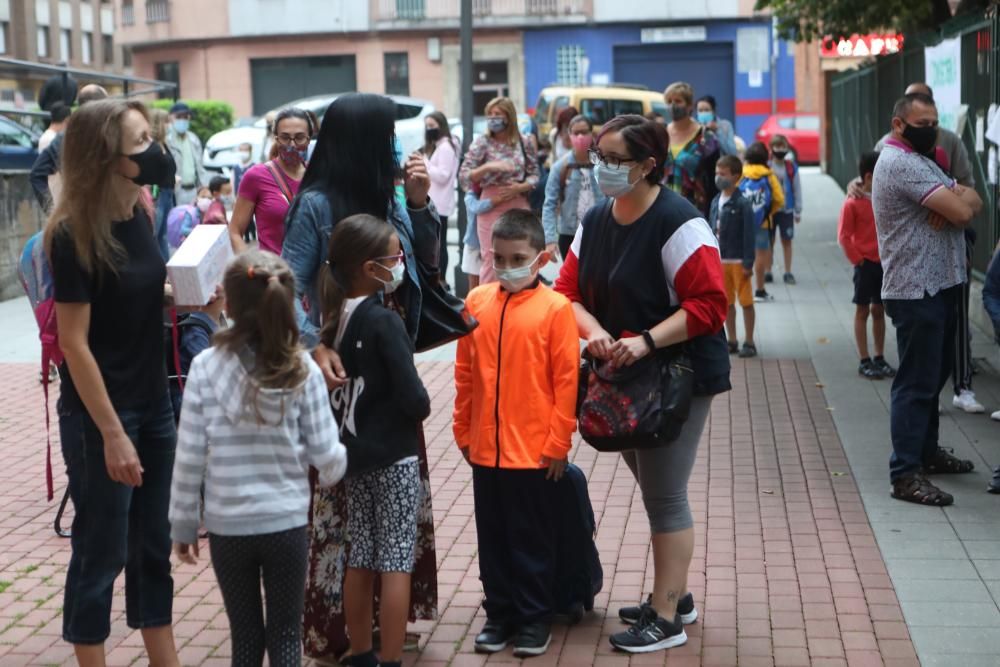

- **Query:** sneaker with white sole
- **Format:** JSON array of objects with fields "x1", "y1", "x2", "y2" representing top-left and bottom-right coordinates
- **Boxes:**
[
  {"x1": 618, "y1": 593, "x2": 698, "y2": 625},
  {"x1": 953, "y1": 390, "x2": 986, "y2": 414},
  {"x1": 609, "y1": 607, "x2": 687, "y2": 653}
]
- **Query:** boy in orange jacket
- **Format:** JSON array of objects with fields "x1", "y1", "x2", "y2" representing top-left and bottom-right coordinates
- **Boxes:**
[{"x1": 454, "y1": 209, "x2": 580, "y2": 658}]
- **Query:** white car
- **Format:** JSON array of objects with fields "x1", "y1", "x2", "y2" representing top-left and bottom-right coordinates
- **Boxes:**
[{"x1": 203, "y1": 93, "x2": 435, "y2": 175}]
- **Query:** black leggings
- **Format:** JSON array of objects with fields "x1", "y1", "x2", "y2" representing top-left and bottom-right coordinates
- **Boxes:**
[{"x1": 209, "y1": 527, "x2": 308, "y2": 667}]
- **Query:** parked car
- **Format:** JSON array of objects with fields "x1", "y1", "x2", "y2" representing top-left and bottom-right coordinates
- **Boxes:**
[
  {"x1": 0, "y1": 114, "x2": 40, "y2": 170},
  {"x1": 203, "y1": 94, "x2": 435, "y2": 175},
  {"x1": 755, "y1": 113, "x2": 820, "y2": 165},
  {"x1": 532, "y1": 84, "x2": 668, "y2": 138}
]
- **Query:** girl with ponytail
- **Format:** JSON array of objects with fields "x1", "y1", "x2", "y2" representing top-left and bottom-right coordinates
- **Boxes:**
[
  {"x1": 319, "y1": 214, "x2": 431, "y2": 667},
  {"x1": 168, "y1": 249, "x2": 347, "y2": 667}
]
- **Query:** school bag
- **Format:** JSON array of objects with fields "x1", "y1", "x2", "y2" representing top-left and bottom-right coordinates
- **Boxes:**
[
  {"x1": 163, "y1": 313, "x2": 216, "y2": 423},
  {"x1": 166, "y1": 204, "x2": 200, "y2": 250},
  {"x1": 16, "y1": 231, "x2": 61, "y2": 502},
  {"x1": 553, "y1": 463, "x2": 603, "y2": 622},
  {"x1": 738, "y1": 172, "x2": 773, "y2": 229}
]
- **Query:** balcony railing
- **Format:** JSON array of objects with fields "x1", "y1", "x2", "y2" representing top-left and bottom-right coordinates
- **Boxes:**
[
  {"x1": 121, "y1": 2, "x2": 134, "y2": 26},
  {"x1": 146, "y1": 0, "x2": 170, "y2": 23},
  {"x1": 379, "y1": 0, "x2": 585, "y2": 22}
]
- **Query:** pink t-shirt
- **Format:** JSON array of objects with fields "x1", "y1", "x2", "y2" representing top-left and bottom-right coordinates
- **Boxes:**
[{"x1": 238, "y1": 162, "x2": 301, "y2": 254}]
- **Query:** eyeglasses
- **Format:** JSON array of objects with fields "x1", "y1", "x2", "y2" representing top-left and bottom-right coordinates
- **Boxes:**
[
  {"x1": 588, "y1": 148, "x2": 635, "y2": 169},
  {"x1": 275, "y1": 133, "x2": 311, "y2": 147}
]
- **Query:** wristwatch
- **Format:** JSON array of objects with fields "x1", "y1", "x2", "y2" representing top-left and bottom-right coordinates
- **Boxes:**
[{"x1": 641, "y1": 330, "x2": 656, "y2": 353}]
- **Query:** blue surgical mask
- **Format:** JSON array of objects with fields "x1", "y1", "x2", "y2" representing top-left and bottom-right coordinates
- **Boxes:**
[
  {"x1": 173, "y1": 118, "x2": 190, "y2": 135},
  {"x1": 494, "y1": 254, "x2": 541, "y2": 293},
  {"x1": 487, "y1": 117, "x2": 508, "y2": 134},
  {"x1": 376, "y1": 260, "x2": 406, "y2": 293},
  {"x1": 696, "y1": 111, "x2": 715, "y2": 124},
  {"x1": 594, "y1": 162, "x2": 641, "y2": 198}
]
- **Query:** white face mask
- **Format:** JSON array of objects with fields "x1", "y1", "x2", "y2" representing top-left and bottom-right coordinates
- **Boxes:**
[
  {"x1": 375, "y1": 260, "x2": 406, "y2": 293},
  {"x1": 494, "y1": 254, "x2": 541, "y2": 293},
  {"x1": 196, "y1": 197, "x2": 212, "y2": 213},
  {"x1": 239, "y1": 150, "x2": 251, "y2": 164}
]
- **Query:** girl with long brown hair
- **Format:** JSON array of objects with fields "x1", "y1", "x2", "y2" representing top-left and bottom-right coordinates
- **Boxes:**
[
  {"x1": 45, "y1": 98, "x2": 181, "y2": 666},
  {"x1": 459, "y1": 96, "x2": 542, "y2": 283},
  {"x1": 169, "y1": 249, "x2": 347, "y2": 667}
]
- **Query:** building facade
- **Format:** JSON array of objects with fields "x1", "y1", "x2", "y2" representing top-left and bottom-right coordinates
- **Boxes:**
[{"x1": 1, "y1": 0, "x2": 122, "y2": 104}]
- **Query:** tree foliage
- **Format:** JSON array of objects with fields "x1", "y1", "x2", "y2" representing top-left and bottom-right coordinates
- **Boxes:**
[{"x1": 756, "y1": 0, "x2": 988, "y2": 43}]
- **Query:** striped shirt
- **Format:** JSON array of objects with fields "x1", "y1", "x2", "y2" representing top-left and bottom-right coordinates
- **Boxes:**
[{"x1": 169, "y1": 347, "x2": 347, "y2": 544}]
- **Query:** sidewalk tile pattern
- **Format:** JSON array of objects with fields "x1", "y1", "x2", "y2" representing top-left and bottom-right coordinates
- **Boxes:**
[{"x1": 0, "y1": 359, "x2": 917, "y2": 666}]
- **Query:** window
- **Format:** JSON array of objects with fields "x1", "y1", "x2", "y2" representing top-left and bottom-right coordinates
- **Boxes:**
[
  {"x1": 155, "y1": 61, "x2": 180, "y2": 99},
  {"x1": 534, "y1": 93, "x2": 553, "y2": 125},
  {"x1": 777, "y1": 117, "x2": 795, "y2": 129},
  {"x1": 0, "y1": 118, "x2": 34, "y2": 148},
  {"x1": 122, "y1": 0, "x2": 134, "y2": 25},
  {"x1": 556, "y1": 45, "x2": 585, "y2": 86},
  {"x1": 384, "y1": 52, "x2": 409, "y2": 97},
  {"x1": 796, "y1": 115, "x2": 820, "y2": 131},
  {"x1": 0, "y1": 22, "x2": 8, "y2": 54},
  {"x1": 82, "y1": 32, "x2": 92, "y2": 64},
  {"x1": 579, "y1": 98, "x2": 644, "y2": 125},
  {"x1": 102, "y1": 34, "x2": 114, "y2": 64},
  {"x1": 37, "y1": 26, "x2": 50, "y2": 58},
  {"x1": 122, "y1": 45, "x2": 132, "y2": 67},
  {"x1": 395, "y1": 0, "x2": 425, "y2": 19},
  {"x1": 60, "y1": 29, "x2": 71, "y2": 62},
  {"x1": 146, "y1": 0, "x2": 169, "y2": 23}
]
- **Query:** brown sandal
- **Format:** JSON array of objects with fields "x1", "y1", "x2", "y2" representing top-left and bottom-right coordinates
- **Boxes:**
[
  {"x1": 924, "y1": 448, "x2": 975, "y2": 474},
  {"x1": 891, "y1": 473, "x2": 954, "y2": 506}
]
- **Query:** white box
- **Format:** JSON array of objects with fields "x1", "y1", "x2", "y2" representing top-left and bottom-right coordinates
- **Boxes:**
[{"x1": 166, "y1": 225, "x2": 233, "y2": 306}]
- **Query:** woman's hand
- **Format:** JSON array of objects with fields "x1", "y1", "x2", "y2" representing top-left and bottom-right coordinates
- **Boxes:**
[
  {"x1": 313, "y1": 343, "x2": 349, "y2": 390},
  {"x1": 404, "y1": 152, "x2": 431, "y2": 206},
  {"x1": 486, "y1": 160, "x2": 516, "y2": 174},
  {"x1": 173, "y1": 541, "x2": 199, "y2": 565},
  {"x1": 609, "y1": 336, "x2": 652, "y2": 368},
  {"x1": 103, "y1": 428, "x2": 143, "y2": 487},
  {"x1": 586, "y1": 329, "x2": 615, "y2": 360}
]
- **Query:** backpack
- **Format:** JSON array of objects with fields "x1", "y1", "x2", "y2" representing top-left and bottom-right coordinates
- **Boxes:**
[
  {"x1": 163, "y1": 312, "x2": 215, "y2": 423},
  {"x1": 739, "y1": 172, "x2": 773, "y2": 229},
  {"x1": 166, "y1": 205, "x2": 200, "y2": 250},
  {"x1": 553, "y1": 463, "x2": 603, "y2": 619},
  {"x1": 17, "y1": 231, "x2": 61, "y2": 502}
]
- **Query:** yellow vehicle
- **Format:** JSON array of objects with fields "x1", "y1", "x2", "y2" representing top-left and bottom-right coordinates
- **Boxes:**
[{"x1": 532, "y1": 84, "x2": 669, "y2": 137}]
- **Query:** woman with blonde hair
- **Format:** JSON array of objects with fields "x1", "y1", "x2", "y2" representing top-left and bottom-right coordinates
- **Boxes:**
[
  {"x1": 45, "y1": 98, "x2": 181, "y2": 666},
  {"x1": 458, "y1": 96, "x2": 541, "y2": 283},
  {"x1": 149, "y1": 106, "x2": 177, "y2": 260},
  {"x1": 662, "y1": 81, "x2": 720, "y2": 217}
]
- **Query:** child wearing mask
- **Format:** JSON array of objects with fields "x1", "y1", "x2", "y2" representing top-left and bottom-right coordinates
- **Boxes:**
[
  {"x1": 454, "y1": 209, "x2": 579, "y2": 658},
  {"x1": 200, "y1": 175, "x2": 231, "y2": 225},
  {"x1": 319, "y1": 215, "x2": 431, "y2": 667},
  {"x1": 768, "y1": 134, "x2": 803, "y2": 285}
]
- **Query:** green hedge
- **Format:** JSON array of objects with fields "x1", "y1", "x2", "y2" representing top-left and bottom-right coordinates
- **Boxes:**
[{"x1": 148, "y1": 99, "x2": 234, "y2": 143}]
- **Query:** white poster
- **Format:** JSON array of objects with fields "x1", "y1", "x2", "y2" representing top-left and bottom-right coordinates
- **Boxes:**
[{"x1": 925, "y1": 37, "x2": 962, "y2": 132}]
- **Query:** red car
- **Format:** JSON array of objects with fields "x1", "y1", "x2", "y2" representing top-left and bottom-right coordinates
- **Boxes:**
[{"x1": 755, "y1": 113, "x2": 820, "y2": 165}]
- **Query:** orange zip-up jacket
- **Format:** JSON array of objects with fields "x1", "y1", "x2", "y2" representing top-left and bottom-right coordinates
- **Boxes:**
[{"x1": 454, "y1": 281, "x2": 580, "y2": 469}]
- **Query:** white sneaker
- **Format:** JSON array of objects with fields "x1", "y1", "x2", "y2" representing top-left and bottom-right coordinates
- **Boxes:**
[
  {"x1": 991, "y1": 409, "x2": 1000, "y2": 422},
  {"x1": 953, "y1": 390, "x2": 986, "y2": 414}
]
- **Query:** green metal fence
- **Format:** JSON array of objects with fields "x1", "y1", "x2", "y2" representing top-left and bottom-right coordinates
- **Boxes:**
[{"x1": 828, "y1": 11, "x2": 1000, "y2": 275}]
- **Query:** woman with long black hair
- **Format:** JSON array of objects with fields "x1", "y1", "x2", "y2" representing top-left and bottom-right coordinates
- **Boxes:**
[{"x1": 281, "y1": 93, "x2": 440, "y2": 664}]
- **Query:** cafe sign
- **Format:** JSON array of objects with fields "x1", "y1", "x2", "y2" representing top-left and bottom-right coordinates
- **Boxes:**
[{"x1": 821, "y1": 34, "x2": 904, "y2": 58}]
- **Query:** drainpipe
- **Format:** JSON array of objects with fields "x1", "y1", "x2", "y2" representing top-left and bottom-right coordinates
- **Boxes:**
[{"x1": 771, "y1": 16, "x2": 779, "y2": 114}]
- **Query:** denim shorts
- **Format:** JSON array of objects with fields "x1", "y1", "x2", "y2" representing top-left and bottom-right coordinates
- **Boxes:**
[
  {"x1": 58, "y1": 393, "x2": 176, "y2": 644},
  {"x1": 754, "y1": 227, "x2": 771, "y2": 251}
]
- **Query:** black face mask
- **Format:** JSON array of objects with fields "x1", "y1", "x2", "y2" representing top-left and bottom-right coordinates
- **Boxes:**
[
  {"x1": 425, "y1": 127, "x2": 441, "y2": 143},
  {"x1": 772, "y1": 149, "x2": 788, "y2": 160},
  {"x1": 902, "y1": 122, "x2": 938, "y2": 156},
  {"x1": 126, "y1": 142, "x2": 175, "y2": 187}
]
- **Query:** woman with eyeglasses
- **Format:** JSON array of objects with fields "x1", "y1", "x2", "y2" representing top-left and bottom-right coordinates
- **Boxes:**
[
  {"x1": 230, "y1": 107, "x2": 316, "y2": 253},
  {"x1": 554, "y1": 115, "x2": 729, "y2": 655}
]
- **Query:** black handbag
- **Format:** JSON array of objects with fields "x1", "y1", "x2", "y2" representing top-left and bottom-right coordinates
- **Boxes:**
[
  {"x1": 576, "y1": 348, "x2": 694, "y2": 452},
  {"x1": 414, "y1": 256, "x2": 478, "y2": 352}
]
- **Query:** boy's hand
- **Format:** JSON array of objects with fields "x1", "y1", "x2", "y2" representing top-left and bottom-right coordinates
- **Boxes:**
[
  {"x1": 743, "y1": 267, "x2": 753, "y2": 278},
  {"x1": 173, "y1": 541, "x2": 199, "y2": 565},
  {"x1": 543, "y1": 457, "x2": 567, "y2": 481},
  {"x1": 794, "y1": 214, "x2": 801, "y2": 224}
]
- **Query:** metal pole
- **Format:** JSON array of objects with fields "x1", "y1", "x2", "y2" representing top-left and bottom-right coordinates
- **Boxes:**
[
  {"x1": 455, "y1": 0, "x2": 474, "y2": 297},
  {"x1": 770, "y1": 16, "x2": 779, "y2": 115}
]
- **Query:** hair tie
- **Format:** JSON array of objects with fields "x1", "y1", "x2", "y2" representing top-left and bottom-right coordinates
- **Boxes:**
[
  {"x1": 247, "y1": 266, "x2": 256, "y2": 279},
  {"x1": 268, "y1": 275, "x2": 280, "y2": 286}
]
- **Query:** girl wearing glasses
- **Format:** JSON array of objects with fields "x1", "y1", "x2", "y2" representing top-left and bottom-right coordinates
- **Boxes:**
[{"x1": 230, "y1": 107, "x2": 315, "y2": 253}]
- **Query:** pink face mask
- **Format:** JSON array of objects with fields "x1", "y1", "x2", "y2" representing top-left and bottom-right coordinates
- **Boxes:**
[{"x1": 570, "y1": 133, "x2": 592, "y2": 153}]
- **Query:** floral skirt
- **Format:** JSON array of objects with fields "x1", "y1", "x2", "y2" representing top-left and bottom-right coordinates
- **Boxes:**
[{"x1": 302, "y1": 428, "x2": 438, "y2": 661}]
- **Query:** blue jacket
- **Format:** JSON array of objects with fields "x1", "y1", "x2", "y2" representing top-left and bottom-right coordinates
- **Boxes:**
[
  {"x1": 709, "y1": 189, "x2": 755, "y2": 270},
  {"x1": 462, "y1": 191, "x2": 494, "y2": 250},
  {"x1": 281, "y1": 189, "x2": 439, "y2": 348},
  {"x1": 770, "y1": 157, "x2": 803, "y2": 215},
  {"x1": 542, "y1": 152, "x2": 606, "y2": 240},
  {"x1": 984, "y1": 244, "x2": 1000, "y2": 341}
]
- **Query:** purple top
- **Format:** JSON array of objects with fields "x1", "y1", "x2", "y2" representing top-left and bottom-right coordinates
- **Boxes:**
[{"x1": 238, "y1": 162, "x2": 301, "y2": 254}]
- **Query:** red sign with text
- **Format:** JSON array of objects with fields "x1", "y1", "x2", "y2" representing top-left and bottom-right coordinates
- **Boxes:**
[{"x1": 821, "y1": 34, "x2": 904, "y2": 58}]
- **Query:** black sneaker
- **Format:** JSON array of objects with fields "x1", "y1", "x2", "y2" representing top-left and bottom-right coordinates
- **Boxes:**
[
  {"x1": 754, "y1": 289, "x2": 773, "y2": 302},
  {"x1": 618, "y1": 593, "x2": 698, "y2": 625},
  {"x1": 512, "y1": 622, "x2": 551, "y2": 657},
  {"x1": 858, "y1": 359, "x2": 883, "y2": 379},
  {"x1": 738, "y1": 343, "x2": 757, "y2": 358},
  {"x1": 764, "y1": 272, "x2": 774, "y2": 283},
  {"x1": 783, "y1": 272, "x2": 796, "y2": 285},
  {"x1": 474, "y1": 619, "x2": 516, "y2": 653},
  {"x1": 610, "y1": 607, "x2": 687, "y2": 653},
  {"x1": 873, "y1": 357, "x2": 896, "y2": 377}
]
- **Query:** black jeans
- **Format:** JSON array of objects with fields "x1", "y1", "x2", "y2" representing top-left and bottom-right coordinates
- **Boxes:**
[
  {"x1": 884, "y1": 286, "x2": 959, "y2": 482},
  {"x1": 209, "y1": 527, "x2": 309, "y2": 667},
  {"x1": 58, "y1": 393, "x2": 176, "y2": 644},
  {"x1": 472, "y1": 465, "x2": 557, "y2": 625}
]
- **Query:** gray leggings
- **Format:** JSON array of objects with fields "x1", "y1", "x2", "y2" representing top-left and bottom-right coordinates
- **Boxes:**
[{"x1": 622, "y1": 396, "x2": 712, "y2": 534}]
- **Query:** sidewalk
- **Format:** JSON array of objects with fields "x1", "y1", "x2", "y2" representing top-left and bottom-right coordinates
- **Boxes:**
[{"x1": 0, "y1": 169, "x2": 995, "y2": 666}]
